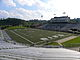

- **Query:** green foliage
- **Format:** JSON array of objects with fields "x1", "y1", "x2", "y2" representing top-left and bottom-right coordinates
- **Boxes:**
[
  {"x1": 62, "y1": 36, "x2": 80, "y2": 47},
  {"x1": 0, "y1": 18, "x2": 25, "y2": 26},
  {"x1": 0, "y1": 18, "x2": 47, "y2": 29}
]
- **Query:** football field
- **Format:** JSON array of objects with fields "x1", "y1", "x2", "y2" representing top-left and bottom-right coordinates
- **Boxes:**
[{"x1": 5, "y1": 28, "x2": 72, "y2": 46}]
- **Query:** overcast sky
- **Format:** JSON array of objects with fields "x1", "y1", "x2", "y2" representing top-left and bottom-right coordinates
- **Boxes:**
[{"x1": 0, "y1": 0, "x2": 80, "y2": 20}]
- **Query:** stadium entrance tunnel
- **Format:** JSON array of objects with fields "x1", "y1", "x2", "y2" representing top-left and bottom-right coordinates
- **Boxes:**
[
  {"x1": 68, "y1": 28, "x2": 80, "y2": 34},
  {"x1": 70, "y1": 29, "x2": 78, "y2": 31}
]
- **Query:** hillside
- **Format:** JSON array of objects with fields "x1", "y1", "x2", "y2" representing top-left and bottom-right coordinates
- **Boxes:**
[
  {"x1": 0, "y1": 18, "x2": 47, "y2": 29},
  {"x1": 0, "y1": 18, "x2": 26, "y2": 26}
]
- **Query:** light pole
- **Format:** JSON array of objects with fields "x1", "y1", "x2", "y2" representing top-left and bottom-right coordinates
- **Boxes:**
[
  {"x1": 63, "y1": 12, "x2": 66, "y2": 15},
  {"x1": 41, "y1": 15, "x2": 43, "y2": 20},
  {"x1": 54, "y1": 14, "x2": 56, "y2": 17}
]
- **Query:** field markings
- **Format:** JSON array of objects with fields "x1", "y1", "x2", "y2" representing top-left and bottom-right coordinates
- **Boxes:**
[
  {"x1": 57, "y1": 42, "x2": 63, "y2": 47},
  {"x1": 15, "y1": 30, "x2": 46, "y2": 44},
  {"x1": 35, "y1": 41, "x2": 44, "y2": 44},
  {"x1": 10, "y1": 30, "x2": 35, "y2": 44},
  {"x1": 38, "y1": 35, "x2": 78, "y2": 47},
  {"x1": 15, "y1": 31, "x2": 46, "y2": 45}
]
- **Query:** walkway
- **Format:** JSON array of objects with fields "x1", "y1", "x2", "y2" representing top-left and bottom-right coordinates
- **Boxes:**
[{"x1": 55, "y1": 36, "x2": 78, "y2": 43}]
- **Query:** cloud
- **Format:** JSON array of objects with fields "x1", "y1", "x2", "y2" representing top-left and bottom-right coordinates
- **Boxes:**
[
  {"x1": 0, "y1": 10, "x2": 9, "y2": 18},
  {"x1": 16, "y1": 0, "x2": 46, "y2": 7},
  {"x1": 0, "y1": 7, "x2": 54, "y2": 20},
  {"x1": 0, "y1": 0, "x2": 55, "y2": 20},
  {"x1": 2, "y1": 0, "x2": 16, "y2": 7},
  {"x1": 0, "y1": 8, "x2": 40, "y2": 20},
  {"x1": 0, "y1": 10, "x2": 24, "y2": 19},
  {"x1": 47, "y1": 0, "x2": 80, "y2": 18},
  {"x1": 16, "y1": 8, "x2": 55, "y2": 20},
  {"x1": 16, "y1": 0, "x2": 35, "y2": 6},
  {"x1": 9, "y1": 12, "x2": 24, "y2": 19},
  {"x1": 15, "y1": 0, "x2": 55, "y2": 20},
  {"x1": 15, "y1": 0, "x2": 80, "y2": 19},
  {"x1": 16, "y1": 8, "x2": 42, "y2": 20},
  {"x1": 1, "y1": 0, "x2": 80, "y2": 20}
]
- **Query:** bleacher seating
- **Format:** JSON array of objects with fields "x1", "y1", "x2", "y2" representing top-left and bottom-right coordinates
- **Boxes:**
[{"x1": 41, "y1": 23, "x2": 80, "y2": 32}]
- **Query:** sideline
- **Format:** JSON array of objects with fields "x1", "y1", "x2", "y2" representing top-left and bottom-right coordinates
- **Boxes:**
[
  {"x1": 55, "y1": 36, "x2": 78, "y2": 43},
  {"x1": 55, "y1": 36, "x2": 79, "y2": 47},
  {"x1": 10, "y1": 30, "x2": 35, "y2": 44}
]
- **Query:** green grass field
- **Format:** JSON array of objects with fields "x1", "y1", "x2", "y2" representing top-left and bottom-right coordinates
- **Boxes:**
[
  {"x1": 5, "y1": 28, "x2": 72, "y2": 46},
  {"x1": 62, "y1": 36, "x2": 80, "y2": 47},
  {"x1": 6, "y1": 30, "x2": 31, "y2": 45},
  {"x1": 7, "y1": 26, "x2": 26, "y2": 29},
  {"x1": 47, "y1": 42, "x2": 59, "y2": 45}
]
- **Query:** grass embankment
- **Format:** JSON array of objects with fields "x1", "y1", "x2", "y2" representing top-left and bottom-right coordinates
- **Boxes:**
[
  {"x1": 7, "y1": 26, "x2": 26, "y2": 30},
  {"x1": 62, "y1": 36, "x2": 80, "y2": 47}
]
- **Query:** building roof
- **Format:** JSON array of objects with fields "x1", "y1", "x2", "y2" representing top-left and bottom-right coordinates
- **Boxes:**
[{"x1": 54, "y1": 16, "x2": 70, "y2": 18}]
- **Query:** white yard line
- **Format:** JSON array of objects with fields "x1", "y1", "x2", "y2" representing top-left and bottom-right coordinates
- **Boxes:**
[
  {"x1": 35, "y1": 41, "x2": 44, "y2": 44},
  {"x1": 57, "y1": 42, "x2": 63, "y2": 46},
  {"x1": 10, "y1": 30, "x2": 35, "y2": 44},
  {"x1": 15, "y1": 31, "x2": 45, "y2": 45},
  {"x1": 14, "y1": 30, "x2": 45, "y2": 45},
  {"x1": 55, "y1": 36, "x2": 78, "y2": 43}
]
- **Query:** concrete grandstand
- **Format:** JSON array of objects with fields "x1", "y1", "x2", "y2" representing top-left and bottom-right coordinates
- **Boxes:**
[{"x1": 41, "y1": 16, "x2": 80, "y2": 32}]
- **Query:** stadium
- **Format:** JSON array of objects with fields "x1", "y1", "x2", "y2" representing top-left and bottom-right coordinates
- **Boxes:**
[
  {"x1": 0, "y1": 29, "x2": 80, "y2": 60},
  {"x1": 1, "y1": 0, "x2": 80, "y2": 59},
  {"x1": 0, "y1": 16, "x2": 80, "y2": 60},
  {"x1": 41, "y1": 16, "x2": 80, "y2": 32}
]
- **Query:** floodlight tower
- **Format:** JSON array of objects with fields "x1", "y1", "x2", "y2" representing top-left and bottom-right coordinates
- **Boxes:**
[
  {"x1": 63, "y1": 12, "x2": 66, "y2": 15},
  {"x1": 54, "y1": 14, "x2": 56, "y2": 17},
  {"x1": 41, "y1": 15, "x2": 43, "y2": 20}
]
